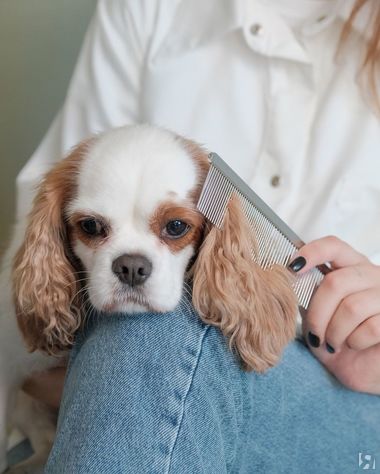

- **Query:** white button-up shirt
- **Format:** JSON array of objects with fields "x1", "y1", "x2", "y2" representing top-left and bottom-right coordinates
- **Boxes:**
[{"x1": 17, "y1": 0, "x2": 380, "y2": 260}]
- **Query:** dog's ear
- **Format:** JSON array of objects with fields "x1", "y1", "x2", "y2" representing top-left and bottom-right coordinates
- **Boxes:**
[
  {"x1": 192, "y1": 197, "x2": 298, "y2": 372},
  {"x1": 12, "y1": 141, "x2": 90, "y2": 355}
]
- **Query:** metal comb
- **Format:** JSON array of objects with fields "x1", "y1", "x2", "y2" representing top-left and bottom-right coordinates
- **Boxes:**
[{"x1": 196, "y1": 152, "x2": 330, "y2": 311}]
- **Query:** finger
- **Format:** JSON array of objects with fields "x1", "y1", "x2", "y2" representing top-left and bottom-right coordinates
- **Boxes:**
[
  {"x1": 346, "y1": 314, "x2": 380, "y2": 351},
  {"x1": 311, "y1": 342, "x2": 380, "y2": 394},
  {"x1": 324, "y1": 288, "x2": 380, "y2": 352},
  {"x1": 288, "y1": 236, "x2": 368, "y2": 275},
  {"x1": 303, "y1": 264, "x2": 378, "y2": 347}
]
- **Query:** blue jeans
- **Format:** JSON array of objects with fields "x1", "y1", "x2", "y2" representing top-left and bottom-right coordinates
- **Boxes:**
[{"x1": 45, "y1": 298, "x2": 380, "y2": 473}]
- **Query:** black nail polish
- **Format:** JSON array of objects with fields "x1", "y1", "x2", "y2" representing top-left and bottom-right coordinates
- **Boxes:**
[
  {"x1": 288, "y1": 256, "x2": 306, "y2": 272},
  {"x1": 308, "y1": 332, "x2": 320, "y2": 348},
  {"x1": 326, "y1": 342, "x2": 335, "y2": 354}
]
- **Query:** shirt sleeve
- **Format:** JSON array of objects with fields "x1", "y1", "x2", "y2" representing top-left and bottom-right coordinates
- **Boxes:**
[{"x1": 16, "y1": 0, "x2": 151, "y2": 220}]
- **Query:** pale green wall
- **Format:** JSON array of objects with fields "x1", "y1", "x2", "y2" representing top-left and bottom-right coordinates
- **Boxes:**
[{"x1": 0, "y1": 0, "x2": 97, "y2": 252}]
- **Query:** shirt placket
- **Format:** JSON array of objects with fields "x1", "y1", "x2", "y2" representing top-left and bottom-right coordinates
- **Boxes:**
[{"x1": 242, "y1": 2, "x2": 317, "y2": 221}]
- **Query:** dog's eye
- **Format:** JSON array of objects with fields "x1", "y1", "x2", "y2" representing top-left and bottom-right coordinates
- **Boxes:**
[
  {"x1": 80, "y1": 218, "x2": 104, "y2": 236},
  {"x1": 165, "y1": 220, "x2": 190, "y2": 238}
]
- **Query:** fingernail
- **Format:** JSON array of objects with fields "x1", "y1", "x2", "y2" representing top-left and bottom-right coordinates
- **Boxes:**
[
  {"x1": 326, "y1": 342, "x2": 335, "y2": 354},
  {"x1": 308, "y1": 332, "x2": 320, "y2": 348},
  {"x1": 288, "y1": 256, "x2": 306, "y2": 272}
]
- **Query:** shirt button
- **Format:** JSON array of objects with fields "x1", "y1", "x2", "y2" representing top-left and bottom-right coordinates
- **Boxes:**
[
  {"x1": 270, "y1": 175, "x2": 281, "y2": 187},
  {"x1": 250, "y1": 23, "x2": 263, "y2": 36},
  {"x1": 317, "y1": 15, "x2": 327, "y2": 22}
]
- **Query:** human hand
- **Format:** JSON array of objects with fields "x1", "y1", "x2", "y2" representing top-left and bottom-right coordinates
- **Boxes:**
[{"x1": 288, "y1": 236, "x2": 380, "y2": 395}]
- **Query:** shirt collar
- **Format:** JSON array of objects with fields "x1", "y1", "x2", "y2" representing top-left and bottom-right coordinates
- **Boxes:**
[
  {"x1": 302, "y1": 0, "x2": 374, "y2": 38},
  {"x1": 156, "y1": 0, "x2": 372, "y2": 61},
  {"x1": 155, "y1": 0, "x2": 243, "y2": 59}
]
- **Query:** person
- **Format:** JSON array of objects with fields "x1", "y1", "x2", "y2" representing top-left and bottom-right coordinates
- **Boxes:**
[{"x1": 17, "y1": 0, "x2": 380, "y2": 472}]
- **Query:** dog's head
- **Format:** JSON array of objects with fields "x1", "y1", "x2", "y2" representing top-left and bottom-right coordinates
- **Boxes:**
[{"x1": 13, "y1": 125, "x2": 297, "y2": 371}]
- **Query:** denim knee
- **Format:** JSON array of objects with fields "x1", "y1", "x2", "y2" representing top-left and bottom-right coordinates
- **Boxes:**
[
  {"x1": 45, "y1": 298, "x2": 245, "y2": 473},
  {"x1": 45, "y1": 298, "x2": 380, "y2": 474}
]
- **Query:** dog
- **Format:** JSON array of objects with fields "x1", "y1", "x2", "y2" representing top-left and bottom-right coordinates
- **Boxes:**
[{"x1": 0, "y1": 124, "x2": 297, "y2": 472}]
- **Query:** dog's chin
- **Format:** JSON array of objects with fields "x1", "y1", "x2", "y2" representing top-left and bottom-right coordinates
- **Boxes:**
[
  {"x1": 99, "y1": 298, "x2": 150, "y2": 314},
  {"x1": 98, "y1": 297, "x2": 179, "y2": 315},
  {"x1": 91, "y1": 285, "x2": 182, "y2": 315},
  {"x1": 112, "y1": 301, "x2": 151, "y2": 314}
]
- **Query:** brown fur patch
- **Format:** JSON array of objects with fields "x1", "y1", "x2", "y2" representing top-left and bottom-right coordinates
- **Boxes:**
[
  {"x1": 175, "y1": 136, "x2": 210, "y2": 204},
  {"x1": 12, "y1": 139, "x2": 93, "y2": 355},
  {"x1": 149, "y1": 201, "x2": 204, "y2": 253},
  {"x1": 192, "y1": 197, "x2": 298, "y2": 373},
  {"x1": 68, "y1": 211, "x2": 111, "y2": 249}
]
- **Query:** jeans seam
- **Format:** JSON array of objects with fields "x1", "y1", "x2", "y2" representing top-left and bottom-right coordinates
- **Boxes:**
[{"x1": 166, "y1": 325, "x2": 211, "y2": 473}]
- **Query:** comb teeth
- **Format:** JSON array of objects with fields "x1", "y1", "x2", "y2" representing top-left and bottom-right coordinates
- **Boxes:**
[{"x1": 197, "y1": 154, "x2": 325, "y2": 310}]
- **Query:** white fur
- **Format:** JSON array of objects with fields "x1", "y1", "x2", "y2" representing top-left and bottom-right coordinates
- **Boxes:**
[
  {"x1": 0, "y1": 125, "x2": 201, "y2": 472},
  {"x1": 70, "y1": 126, "x2": 198, "y2": 313}
]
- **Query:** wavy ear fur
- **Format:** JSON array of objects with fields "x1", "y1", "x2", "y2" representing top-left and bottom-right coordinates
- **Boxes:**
[
  {"x1": 12, "y1": 142, "x2": 90, "y2": 355},
  {"x1": 192, "y1": 197, "x2": 298, "y2": 372}
]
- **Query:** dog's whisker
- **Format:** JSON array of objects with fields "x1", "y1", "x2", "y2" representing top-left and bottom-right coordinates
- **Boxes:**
[
  {"x1": 70, "y1": 284, "x2": 90, "y2": 302},
  {"x1": 62, "y1": 277, "x2": 89, "y2": 290},
  {"x1": 80, "y1": 304, "x2": 96, "y2": 326}
]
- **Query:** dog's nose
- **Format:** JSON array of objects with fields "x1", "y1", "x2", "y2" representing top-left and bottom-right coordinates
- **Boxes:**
[{"x1": 112, "y1": 254, "x2": 152, "y2": 287}]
